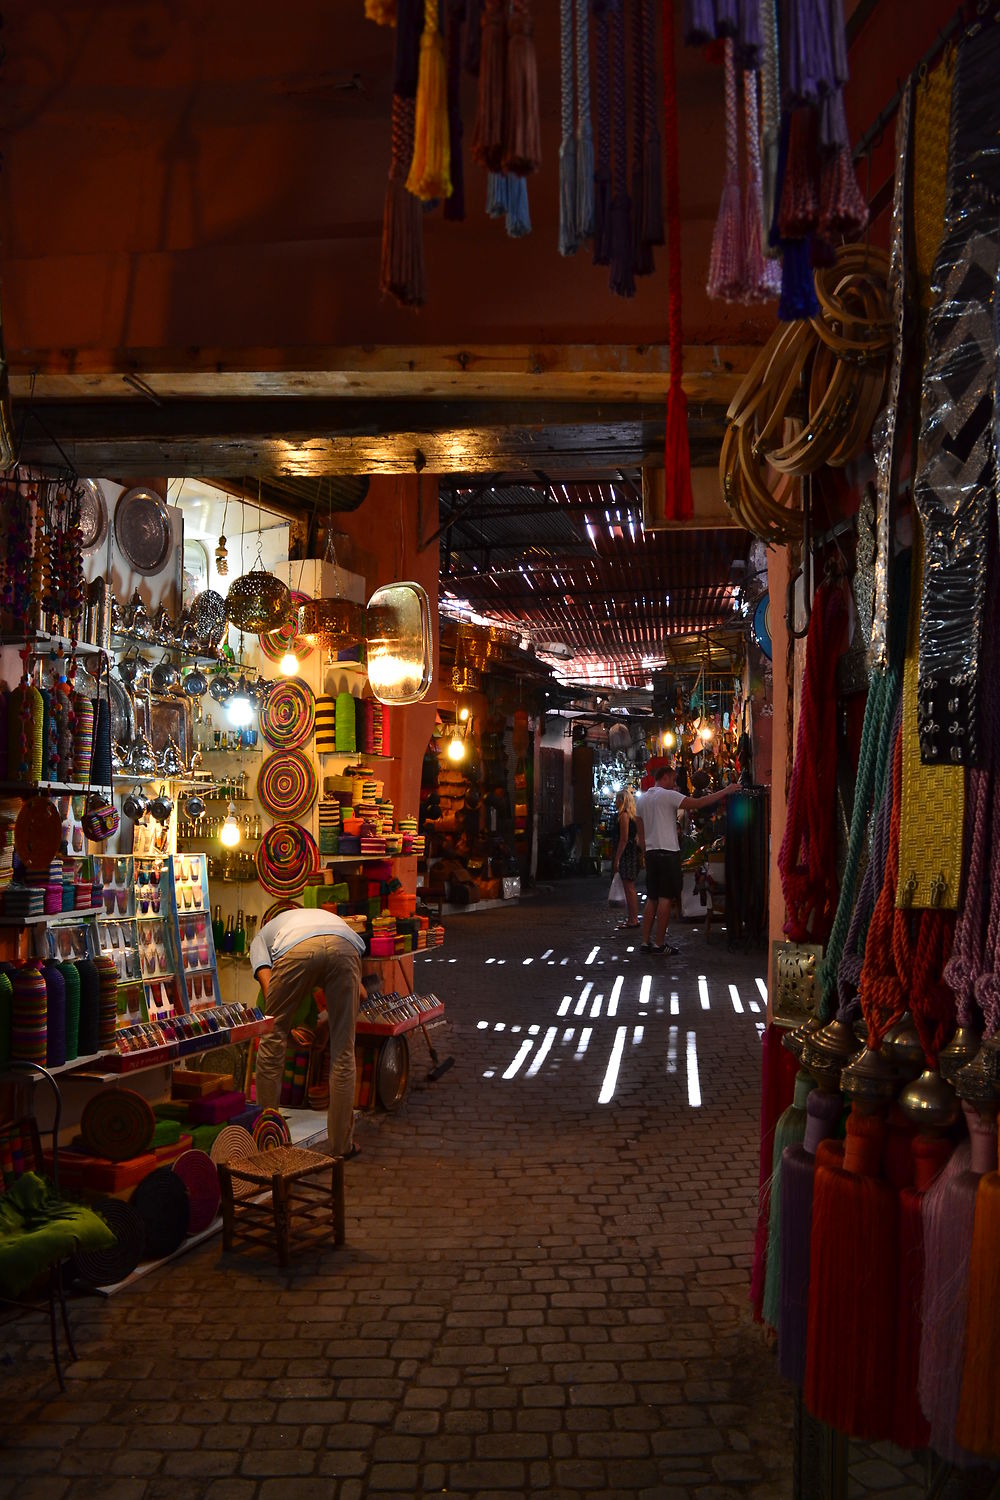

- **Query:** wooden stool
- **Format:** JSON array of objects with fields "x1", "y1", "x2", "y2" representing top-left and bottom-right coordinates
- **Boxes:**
[{"x1": 217, "y1": 1145, "x2": 345, "y2": 1268}]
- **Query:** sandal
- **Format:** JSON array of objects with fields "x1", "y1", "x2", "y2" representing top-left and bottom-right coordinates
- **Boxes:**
[{"x1": 616, "y1": 921, "x2": 640, "y2": 931}]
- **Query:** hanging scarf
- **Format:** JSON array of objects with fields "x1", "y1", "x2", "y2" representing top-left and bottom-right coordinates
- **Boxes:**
[
  {"x1": 742, "y1": 70, "x2": 780, "y2": 301},
  {"x1": 630, "y1": 0, "x2": 653, "y2": 276},
  {"x1": 640, "y1": 0, "x2": 663, "y2": 248}
]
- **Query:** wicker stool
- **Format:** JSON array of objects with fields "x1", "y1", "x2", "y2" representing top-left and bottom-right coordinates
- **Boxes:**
[{"x1": 217, "y1": 1146, "x2": 345, "y2": 1267}]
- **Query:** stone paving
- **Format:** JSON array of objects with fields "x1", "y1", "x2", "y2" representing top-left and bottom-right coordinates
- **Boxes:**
[{"x1": 0, "y1": 877, "x2": 924, "y2": 1499}]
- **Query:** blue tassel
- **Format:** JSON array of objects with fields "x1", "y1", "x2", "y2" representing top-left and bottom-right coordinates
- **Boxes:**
[
  {"x1": 506, "y1": 175, "x2": 532, "y2": 237},
  {"x1": 778, "y1": 236, "x2": 818, "y2": 321},
  {"x1": 486, "y1": 171, "x2": 509, "y2": 218}
]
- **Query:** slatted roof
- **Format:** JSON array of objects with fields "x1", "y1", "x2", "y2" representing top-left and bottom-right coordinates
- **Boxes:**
[{"x1": 439, "y1": 480, "x2": 748, "y2": 689}]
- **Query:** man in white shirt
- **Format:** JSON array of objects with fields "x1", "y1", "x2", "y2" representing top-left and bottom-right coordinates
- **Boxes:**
[
  {"x1": 250, "y1": 908, "x2": 366, "y2": 1158},
  {"x1": 636, "y1": 763, "x2": 737, "y2": 955}
]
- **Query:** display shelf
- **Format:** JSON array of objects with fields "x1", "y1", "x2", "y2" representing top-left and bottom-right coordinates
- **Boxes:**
[
  {"x1": 317, "y1": 751, "x2": 399, "y2": 761},
  {"x1": 110, "y1": 630, "x2": 223, "y2": 664},
  {"x1": 61, "y1": 1014, "x2": 273, "y2": 1084},
  {"x1": 0, "y1": 780, "x2": 111, "y2": 797},
  {"x1": 0, "y1": 906, "x2": 105, "y2": 927},
  {"x1": 0, "y1": 633, "x2": 104, "y2": 657},
  {"x1": 356, "y1": 1000, "x2": 445, "y2": 1038}
]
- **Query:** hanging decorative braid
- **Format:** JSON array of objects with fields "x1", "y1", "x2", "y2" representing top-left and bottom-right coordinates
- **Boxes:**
[
  {"x1": 759, "y1": 0, "x2": 781, "y2": 253},
  {"x1": 630, "y1": 0, "x2": 653, "y2": 276},
  {"x1": 742, "y1": 71, "x2": 780, "y2": 300},
  {"x1": 706, "y1": 41, "x2": 744, "y2": 300},
  {"x1": 444, "y1": 0, "x2": 467, "y2": 220},
  {"x1": 592, "y1": 0, "x2": 613, "y2": 264},
  {"x1": 640, "y1": 0, "x2": 663, "y2": 248},
  {"x1": 663, "y1": 0, "x2": 692, "y2": 520},
  {"x1": 608, "y1": 0, "x2": 634, "y2": 296},
  {"x1": 407, "y1": 0, "x2": 452, "y2": 200},
  {"x1": 464, "y1": 0, "x2": 482, "y2": 71},
  {"x1": 575, "y1": 0, "x2": 595, "y2": 238},
  {"x1": 380, "y1": 0, "x2": 427, "y2": 307},
  {"x1": 472, "y1": 0, "x2": 506, "y2": 169},
  {"x1": 559, "y1": 0, "x2": 580, "y2": 254},
  {"x1": 502, "y1": 0, "x2": 541, "y2": 176},
  {"x1": 819, "y1": 91, "x2": 868, "y2": 238}
]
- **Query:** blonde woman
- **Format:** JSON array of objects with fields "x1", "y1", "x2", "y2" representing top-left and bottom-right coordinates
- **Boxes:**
[{"x1": 613, "y1": 787, "x2": 644, "y2": 930}]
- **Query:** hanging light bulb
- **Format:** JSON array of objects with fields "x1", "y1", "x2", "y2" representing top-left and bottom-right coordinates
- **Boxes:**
[
  {"x1": 226, "y1": 675, "x2": 255, "y2": 727},
  {"x1": 447, "y1": 735, "x2": 466, "y2": 763},
  {"x1": 219, "y1": 803, "x2": 241, "y2": 847},
  {"x1": 458, "y1": 706, "x2": 470, "y2": 722},
  {"x1": 662, "y1": 729, "x2": 676, "y2": 749},
  {"x1": 700, "y1": 719, "x2": 714, "y2": 742},
  {"x1": 279, "y1": 650, "x2": 299, "y2": 676}
]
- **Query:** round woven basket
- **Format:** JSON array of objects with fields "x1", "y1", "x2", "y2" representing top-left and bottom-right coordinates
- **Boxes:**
[
  {"x1": 172, "y1": 1148, "x2": 222, "y2": 1234},
  {"x1": 71, "y1": 1195, "x2": 146, "y2": 1288},
  {"x1": 210, "y1": 1123, "x2": 258, "y2": 1199},
  {"x1": 81, "y1": 1087, "x2": 156, "y2": 1162},
  {"x1": 131, "y1": 1167, "x2": 190, "y2": 1260}
]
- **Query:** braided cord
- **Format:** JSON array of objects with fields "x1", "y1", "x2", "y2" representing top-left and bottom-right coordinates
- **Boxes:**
[
  {"x1": 610, "y1": 0, "x2": 628, "y2": 197},
  {"x1": 559, "y1": 0, "x2": 579, "y2": 253},
  {"x1": 575, "y1": 0, "x2": 594, "y2": 237},
  {"x1": 594, "y1": 2, "x2": 611, "y2": 177}
]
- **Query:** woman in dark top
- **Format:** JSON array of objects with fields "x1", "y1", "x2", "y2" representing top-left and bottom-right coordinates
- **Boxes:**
[{"x1": 613, "y1": 787, "x2": 644, "y2": 930}]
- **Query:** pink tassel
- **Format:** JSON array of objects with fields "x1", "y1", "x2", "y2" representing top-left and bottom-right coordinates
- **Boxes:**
[{"x1": 706, "y1": 40, "x2": 745, "y2": 301}]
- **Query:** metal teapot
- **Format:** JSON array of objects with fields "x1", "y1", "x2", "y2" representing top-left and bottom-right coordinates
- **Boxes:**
[{"x1": 148, "y1": 785, "x2": 174, "y2": 825}]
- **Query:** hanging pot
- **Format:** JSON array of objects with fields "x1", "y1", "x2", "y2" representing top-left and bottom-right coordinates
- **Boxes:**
[
  {"x1": 182, "y1": 668, "x2": 208, "y2": 698},
  {"x1": 226, "y1": 568, "x2": 293, "y2": 633},
  {"x1": 209, "y1": 673, "x2": 235, "y2": 705},
  {"x1": 122, "y1": 785, "x2": 149, "y2": 821},
  {"x1": 150, "y1": 654, "x2": 180, "y2": 694},
  {"x1": 117, "y1": 653, "x2": 150, "y2": 696},
  {"x1": 184, "y1": 793, "x2": 206, "y2": 821},
  {"x1": 148, "y1": 785, "x2": 174, "y2": 824}
]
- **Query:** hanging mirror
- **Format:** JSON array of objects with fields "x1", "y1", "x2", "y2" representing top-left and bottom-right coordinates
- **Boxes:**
[{"x1": 365, "y1": 582, "x2": 433, "y2": 705}]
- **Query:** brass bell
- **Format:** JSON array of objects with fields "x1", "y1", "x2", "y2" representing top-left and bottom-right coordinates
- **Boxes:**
[
  {"x1": 841, "y1": 1045, "x2": 900, "y2": 1105},
  {"x1": 897, "y1": 1068, "x2": 959, "y2": 1132},
  {"x1": 882, "y1": 1012, "x2": 925, "y2": 1081},
  {"x1": 938, "y1": 1024, "x2": 981, "y2": 1084}
]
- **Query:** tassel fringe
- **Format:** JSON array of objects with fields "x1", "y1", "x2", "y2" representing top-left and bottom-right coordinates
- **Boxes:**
[
  {"x1": 472, "y1": 0, "x2": 506, "y2": 170},
  {"x1": 503, "y1": 1, "x2": 542, "y2": 175},
  {"x1": 407, "y1": 0, "x2": 452, "y2": 201}
]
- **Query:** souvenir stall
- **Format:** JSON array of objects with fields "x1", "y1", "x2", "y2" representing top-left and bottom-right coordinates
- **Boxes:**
[
  {"x1": 739, "y1": 5, "x2": 1000, "y2": 1486},
  {"x1": 0, "y1": 475, "x2": 446, "y2": 1285}
]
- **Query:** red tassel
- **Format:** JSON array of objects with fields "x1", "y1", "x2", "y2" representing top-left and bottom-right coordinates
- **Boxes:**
[
  {"x1": 777, "y1": 109, "x2": 819, "y2": 239},
  {"x1": 472, "y1": 0, "x2": 506, "y2": 170},
  {"x1": 805, "y1": 1112, "x2": 898, "y2": 1440},
  {"x1": 661, "y1": 0, "x2": 691, "y2": 521},
  {"x1": 502, "y1": 0, "x2": 541, "y2": 176},
  {"x1": 819, "y1": 147, "x2": 869, "y2": 239},
  {"x1": 891, "y1": 1136, "x2": 952, "y2": 1450},
  {"x1": 380, "y1": 97, "x2": 426, "y2": 308},
  {"x1": 664, "y1": 383, "x2": 693, "y2": 522}
]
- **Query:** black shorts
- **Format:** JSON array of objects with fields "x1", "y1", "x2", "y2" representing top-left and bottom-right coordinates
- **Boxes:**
[{"x1": 645, "y1": 849, "x2": 682, "y2": 902}]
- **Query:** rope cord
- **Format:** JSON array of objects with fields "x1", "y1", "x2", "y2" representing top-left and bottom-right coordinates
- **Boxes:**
[
  {"x1": 592, "y1": 0, "x2": 612, "y2": 265},
  {"x1": 575, "y1": 0, "x2": 595, "y2": 237},
  {"x1": 559, "y1": 0, "x2": 579, "y2": 254}
]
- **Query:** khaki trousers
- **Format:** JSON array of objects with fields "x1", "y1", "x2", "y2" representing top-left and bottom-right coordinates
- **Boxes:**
[{"x1": 255, "y1": 936, "x2": 362, "y2": 1157}]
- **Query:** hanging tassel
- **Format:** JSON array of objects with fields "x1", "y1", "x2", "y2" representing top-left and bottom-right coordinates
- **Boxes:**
[
  {"x1": 683, "y1": 0, "x2": 716, "y2": 45},
  {"x1": 640, "y1": 0, "x2": 663, "y2": 247},
  {"x1": 956, "y1": 1170, "x2": 1000, "y2": 1454},
  {"x1": 592, "y1": 0, "x2": 613, "y2": 264},
  {"x1": 662, "y1": 0, "x2": 692, "y2": 519},
  {"x1": 407, "y1": 0, "x2": 452, "y2": 200},
  {"x1": 505, "y1": 173, "x2": 532, "y2": 236},
  {"x1": 777, "y1": 108, "x2": 819, "y2": 237},
  {"x1": 559, "y1": 0, "x2": 580, "y2": 254},
  {"x1": 891, "y1": 1134, "x2": 953, "y2": 1449},
  {"x1": 750, "y1": 1024, "x2": 800, "y2": 1318},
  {"x1": 778, "y1": 235, "x2": 818, "y2": 320},
  {"x1": 472, "y1": 0, "x2": 506, "y2": 170},
  {"x1": 804, "y1": 1110, "x2": 898, "y2": 1440},
  {"x1": 920, "y1": 1109, "x2": 997, "y2": 1463},
  {"x1": 735, "y1": 0, "x2": 762, "y2": 69},
  {"x1": 486, "y1": 169, "x2": 509, "y2": 217},
  {"x1": 503, "y1": 0, "x2": 542, "y2": 176},
  {"x1": 575, "y1": 0, "x2": 595, "y2": 239},
  {"x1": 742, "y1": 70, "x2": 780, "y2": 301},
  {"x1": 443, "y1": 0, "x2": 467, "y2": 221},
  {"x1": 464, "y1": 0, "x2": 482, "y2": 72},
  {"x1": 365, "y1": 0, "x2": 398, "y2": 21},
  {"x1": 630, "y1": 0, "x2": 653, "y2": 276},
  {"x1": 777, "y1": 1088, "x2": 844, "y2": 1385},
  {"x1": 608, "y1": 0, "x2": 634, "y2": 296},
  {"x1": 761, "y1": 1070, "x2": 812, "y2": 1330},
  {"x1": 759, "y1": 0, "x2": 781, "y2": 256},
  {"x1": 706, "y1": 40, "x2": 744, "y2": 300},
  {"x1": 381, "y1": 97, "x2": 427, "y2": 307}
]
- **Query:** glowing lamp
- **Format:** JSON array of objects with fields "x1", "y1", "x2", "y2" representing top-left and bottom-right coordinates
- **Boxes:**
[
  {"x1": 446, "y1": 736, "x2": 466, "y2": 763},
  {"x1": 219, "y1": 803, "x2": 241, "y2": 847},
  {"x1": 366, "y1": 582, "x2": 433, "y2": 705},
  {"x1": 279, "y1": 650, "x2": 299, "y2": 676},
  {"x1": 662, "y1": 730, "x2": 676, "y2": 749},
  {"x1": 226, "y1": 677, "x2": 255, "y2": 727},
  {"x1": 458, "y1": 706, "x2": 470, "y2": 722}
]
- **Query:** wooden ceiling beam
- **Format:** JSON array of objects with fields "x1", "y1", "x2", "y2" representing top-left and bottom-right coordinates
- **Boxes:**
[{"x1": 9, "y1": 342, "x2": 756, "y2": 405}]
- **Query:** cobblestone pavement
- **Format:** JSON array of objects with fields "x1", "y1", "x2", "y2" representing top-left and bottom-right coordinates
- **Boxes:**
[{"x1": 2, "y1": 880, "x2": 800, "y2": 1498}]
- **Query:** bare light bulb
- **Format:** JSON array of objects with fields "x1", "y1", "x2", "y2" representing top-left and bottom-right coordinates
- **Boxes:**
[
  {"x1": 447, "y1": 736, "x2": 466, "y2": 763},
  {"x1": 662, "y1": 730, "x2": 676, "y2": 749},
  {"x1": 280, "y1": 650, "x2": 299, "y2": 676},
  {"x1": 458, "y1": 706, "x2": 470, "y2": 722},
  {"x1": 220, "y1": 803, "x2": 241, "y2": 847},
  {"x1": 700, "y1": 722, "x2": 713, "y2": 742}
]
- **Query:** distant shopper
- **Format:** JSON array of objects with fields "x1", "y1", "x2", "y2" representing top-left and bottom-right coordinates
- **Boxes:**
[
  {"x1": 250, "y1": 908, "x2": 365, "y2": 1158},
  {"x1": 636, "y1": 763, "x2": 737, "y2": 955},
  {"x1": 612, "y1": 787, "x2": 644, "y2": 931}
]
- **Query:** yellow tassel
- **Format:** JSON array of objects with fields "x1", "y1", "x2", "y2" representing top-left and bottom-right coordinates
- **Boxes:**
[
  {"x1": 364, "y1": 0, "x2": 397, "y2": 23},
  {"x1": 406, "y1": 0, "x2": 452, "y2": 201}
]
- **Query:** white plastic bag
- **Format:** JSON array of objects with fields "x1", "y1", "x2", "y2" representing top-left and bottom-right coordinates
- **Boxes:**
[{"x1": 608, "y1": 872, "x2": 626, "y2": 906}]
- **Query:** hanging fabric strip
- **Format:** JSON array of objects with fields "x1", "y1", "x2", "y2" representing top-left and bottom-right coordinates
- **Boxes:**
[
  {"x1": 575, "y1": 0, "x2": 595, "y2": 239},
  {"x1": 559, "y1": 0, "x2": 580, "y2": 253},
  {"x1": 706, "y1": 40, "x2": 744, "y2": 301},
  {"x1": 914, "y1": 27, "x2": 1000, "y2": 766},
  {"x1": 640, "y1": 0, "x2": 663, "y2": 248},
  {"x1": 444, "y1": 0, "x2": 467, "y2": 221},
  {"x1": 869, "y1": 81, "x2": 913, "y2": 673},
  {"x1": 742, "y1": 70, "x2": 780, "y2": 302},
  {"x1": 608, "y1": 0, "x2": 635, "y2": 296},
  {"x1": 630, "y1": 0, "x2": 653, "y2": 276},
  {"x1": 759, "y1": 0, "x2": 780, "y2": 246},
  {"x1": 662, "y1": 0, "x2": 693, "y2": 521},
  {"x1": 592, "y1": 0, "x2": 613, "y2": 264}
]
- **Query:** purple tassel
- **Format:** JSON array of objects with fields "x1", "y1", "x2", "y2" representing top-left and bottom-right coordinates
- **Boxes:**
[
  {"x1": 592, "y1": 0, "x2": 612, "y2": 264},
  {"x1": 714, "y1": 0, "x2": 739, "y2": 37},
  {"x1": 683, "y1": 0, "x2": 716, "y2": 44},
  {"x1": 778, "y1": 1091, "x2": 843, "y2": 1386},
  {"x1": 778, "y1": 236, "x2": 819, "y2": 320},
  {"x1": 736, "y1": 0, "x2": 762, "y2": 69},
  {"x1": 783, "y1": 0, "x2": 837, "y2": 108}
]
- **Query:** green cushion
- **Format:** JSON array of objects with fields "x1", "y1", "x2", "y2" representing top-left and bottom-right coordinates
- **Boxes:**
[{"x1": 0, "y1": 1172, "x2": 116, "y2": 1297}]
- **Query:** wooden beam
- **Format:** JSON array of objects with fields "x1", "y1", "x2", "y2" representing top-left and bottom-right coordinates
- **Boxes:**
[
  {"x1": 9, "y1": 343, "x2": 757, "y2": 405},
  {"x1": 13, "y1": 397, "x2": 729, "y2": 479}
]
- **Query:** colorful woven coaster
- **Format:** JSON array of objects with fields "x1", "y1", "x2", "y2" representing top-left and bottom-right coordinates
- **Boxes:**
[
  {"x1": 257, "y1": 749, "x2": 318, "y2": 820},
  {"x1": 259, "y1": 590, "x2": 314, "y2": 664},
  {"x1": 172, "y1": 1148, "x2": 222, "y2": 1234},
  {"x1": 210, "y1": 1123, "x2": 258, "y2": 1199},
  {"x1": 131, "y1": 1167, "x2": 190, "y2": 1259},
  {"x1": 251, "y1": 1108, "x2": 292, "y2": 1151},
  {"x1": 81, "y1": 1087, "x2": 156, "y2": 1162},
  {"x1": 256, "y1": 822, "x2": 319, "y2": 897},
  {"x1": 260, "y1": 677, "x2": 315, "y2": 749}
]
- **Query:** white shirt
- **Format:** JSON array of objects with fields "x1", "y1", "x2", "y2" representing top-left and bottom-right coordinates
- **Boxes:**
[
  {"x1": 249, "y1": 908, "x2": 365, "y2": 976},
  {"x1": 636, "y1": 786, "x2": 685, "y2": 852}
]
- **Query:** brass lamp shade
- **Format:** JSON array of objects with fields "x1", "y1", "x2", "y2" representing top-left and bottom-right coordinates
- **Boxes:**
[
  {"x1": 297, "y1": 597, "x2": 365, "y2": 650},
  {"x1": 226, "y1": 571, "x2": 293, "y2": 632}
]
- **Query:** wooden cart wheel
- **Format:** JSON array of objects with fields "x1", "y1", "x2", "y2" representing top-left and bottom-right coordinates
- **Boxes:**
[{"x1": 376, "y1": 1035, "x2": 410, "y2": 1111}]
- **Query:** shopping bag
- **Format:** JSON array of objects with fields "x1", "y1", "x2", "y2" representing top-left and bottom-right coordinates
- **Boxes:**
[{"x1": 608, "y1": 872, "x2": 626, "y2": 906}]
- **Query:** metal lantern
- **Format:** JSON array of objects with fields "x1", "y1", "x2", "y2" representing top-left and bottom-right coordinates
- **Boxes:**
[
  {"x1": 226, "y1": 567, "x2": 293, "y2": 633},
  {"x1": 297, "y1": 597, "x2": 366, "y2": 651},
  {"x1": 366, "y1": 582, "x2": 434, "y2": 705}
]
